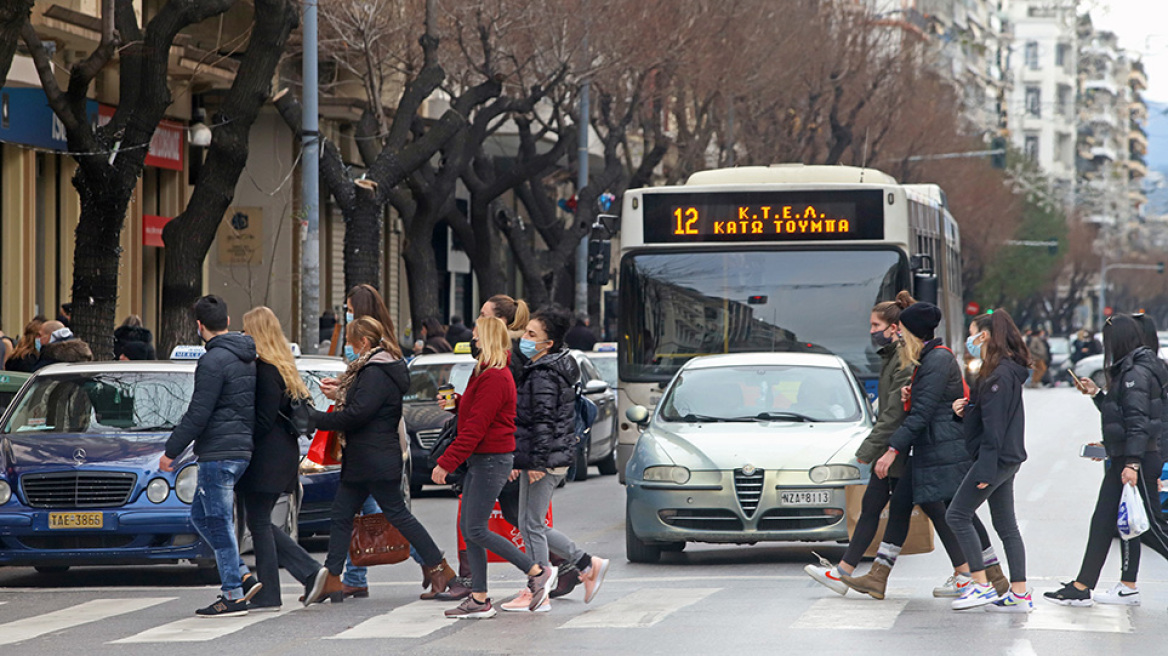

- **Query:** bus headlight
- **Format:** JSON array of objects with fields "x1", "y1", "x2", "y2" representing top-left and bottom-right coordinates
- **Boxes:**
[
  {"x1": 175, "y1": 465, "x2": 198, "y2": 504},
  {"x1": 0, "y1": 480, "x2": 10, "y2": 505},
  {"x1": 809, "y1": 465, "x2": 860, "y2": 483},
  {"x1": 643, "y1": 466, "x2": 691, "y2": 484},
  {"x1": 146, "y1": 478, "x2": 170, "y2": 504}
]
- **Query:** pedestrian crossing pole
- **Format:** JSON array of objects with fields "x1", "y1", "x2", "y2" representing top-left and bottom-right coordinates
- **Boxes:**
[{"x1": 300, "y1": 0, "x2": 321, "y2": 352}]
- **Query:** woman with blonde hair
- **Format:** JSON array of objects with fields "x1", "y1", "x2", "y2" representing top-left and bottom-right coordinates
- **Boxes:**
[
  {"x1": 432, "y1": 317, "x2": 557, "y2": 619},
  {"x1": 236, "y1": 307, "x2": 328, "y2": 610},
  {"x1": 305, "y1": 316, "x2": 454, "y2": 604},
  {"x1": 6, "y1": 317, "x2": 45, "y2": 372}
]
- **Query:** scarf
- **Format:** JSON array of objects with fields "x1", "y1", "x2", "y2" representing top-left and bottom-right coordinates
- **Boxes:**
[{"x1": 331, "y1": 346, "x2": 384, "y2": 447}]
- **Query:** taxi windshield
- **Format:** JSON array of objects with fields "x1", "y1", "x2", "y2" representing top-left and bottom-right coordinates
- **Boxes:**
[
  {"x1": 3, "y1": 372, "x2": 194, "y2": 434},
  {"x1": 659, "y1": 364, "x2": 861, "y2": 423},
  {"x1": 404, "y1": 361, "x2": 476, "y2": 403}
]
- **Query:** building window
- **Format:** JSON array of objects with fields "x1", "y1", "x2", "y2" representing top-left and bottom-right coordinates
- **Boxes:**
[
  {"x1": 1024, "y1": 135, "x2": 1040, "y2": 162},
  {"x1": 1025, "y1": 42, "x2": 1040, "y2": 69},
  {"x1": 1025, "y1": 87, "x2": 1041, "y2": 117},
  {"x1": 1056, "y1": 85, "x2": 1072, "y2": 116}
]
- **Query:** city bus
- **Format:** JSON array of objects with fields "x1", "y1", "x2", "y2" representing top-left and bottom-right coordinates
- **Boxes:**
[{"x1": 615, "y1": 164, "x2": 963, "y2": 481}]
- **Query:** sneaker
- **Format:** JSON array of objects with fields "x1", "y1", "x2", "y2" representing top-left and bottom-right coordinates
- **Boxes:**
[
  {"x1": 527, "y1": 564, "x2": 557, "y2": 611},
  {"x1": 804, "y1": 553, "x2": 848, "y2": 595},
  {"x1": 951, "y1": 582, "x2": 1000, "y2": 610},
  {"x1": 501, "y1": 589, "x2": 533, "y2": 612},
  {"x1": 240, "y1": 574, "x2": 263, "y2": 603},
  {"x1": 933, "y1": 573, "x2": 973, "y2": 598},
  {"x1": 580, "y1": 556, "x2": 610, "y2": 604},
  {"x1": 550, "y1": 563, "x2": 580, "y2": 599},
  {"x1": 196, "y1": 595, "x2": 248, "y2": 618},
  {"x1": 1043, "y1": 581, "x2": 1093, "y2": 607},
  {"x1": 1094, "y1": 582, "x2": 1140, "y2": 606},
  {"x1": 445, "y1": 596, "x2": 496, "y2": 619},
  {"x1": 986, "y1": 591, "x2": 1034, "y2": 614}
]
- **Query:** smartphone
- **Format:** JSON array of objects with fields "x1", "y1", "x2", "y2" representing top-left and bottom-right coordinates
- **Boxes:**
[
  {"x1": 1067, "y1": 370, "x2": 1086, "y2": 390},
  {"x1": 1080, "y1": 443, "x2": 1107, "y2": 459}
]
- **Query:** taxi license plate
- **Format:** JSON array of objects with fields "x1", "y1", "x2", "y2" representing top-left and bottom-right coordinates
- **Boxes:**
[
  {"x1": 780, "y1": 490, "x2": 831, "y2": 506},
  {"x1": 48, "y1": 512, "x2": 104, "y2": 529}
]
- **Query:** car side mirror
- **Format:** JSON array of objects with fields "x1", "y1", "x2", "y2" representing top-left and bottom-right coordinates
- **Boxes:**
[
  {"x1": 584, "y1": 379, "x2": 609, "y2": 394},
  {"x1": 625, "y1": 405, "x2": 650, "y2": 425}
]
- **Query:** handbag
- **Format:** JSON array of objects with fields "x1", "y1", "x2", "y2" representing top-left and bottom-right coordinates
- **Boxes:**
[
  {"x1": 349, "y1": 513, "x2": 411, "y2": 566},
  {"x1": 305, "y1": 406, "x2": 342, "y2": 466}
]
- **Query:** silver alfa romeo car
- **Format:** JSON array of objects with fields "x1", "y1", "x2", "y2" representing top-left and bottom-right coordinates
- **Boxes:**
[{"x1": 624, "y1": 352, "x2": 873, "y2": 562}]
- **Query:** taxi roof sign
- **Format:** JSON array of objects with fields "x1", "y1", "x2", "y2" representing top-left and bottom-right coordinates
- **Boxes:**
[
  {"x1": 169, "y1": 345, "x2": 206, "y2": 360},
  {"x1": 453, "y1": 341, "x2": 472, "y2": 354},
  {"x1": 593, "y1": 342, "x2": 617, "y2": 352}
]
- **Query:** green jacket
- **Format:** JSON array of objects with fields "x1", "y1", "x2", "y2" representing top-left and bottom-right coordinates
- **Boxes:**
[{"x1": 855, "y1": 343, "x2": 912, "y2": 478}]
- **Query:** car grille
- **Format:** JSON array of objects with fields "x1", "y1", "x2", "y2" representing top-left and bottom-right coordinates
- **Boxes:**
[
  {"x1": 659, "y1": 509, "x2": 745, "y2": 531},
  {"x1": 21, "y1": 471, "x2": 137, "y2": 509},
  {"x1": 416, "y1": 428, "x2": 443, "y2": 450},
  {"x1": 757, "y1": 508, "x2": 842, "y2": 531},
  {"x1": 733, "y1": 469, "x2": 765, "y2": 518},
  {"x1": 18, "y1": 535, "x2": 135, "y2": 550}
]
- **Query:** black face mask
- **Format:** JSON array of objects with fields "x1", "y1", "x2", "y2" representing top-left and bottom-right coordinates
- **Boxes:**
[
  {"x1": 469, "y1": 339, "x2": 481, "y2": 359},
  {"x1": 870, "y1": 330, "x2": 894, "y2": 349}
]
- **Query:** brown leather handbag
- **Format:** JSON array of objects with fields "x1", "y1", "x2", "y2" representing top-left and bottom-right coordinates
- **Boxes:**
[{"x1": 349, "y1": 513, "x2": 411, "y2": 567}]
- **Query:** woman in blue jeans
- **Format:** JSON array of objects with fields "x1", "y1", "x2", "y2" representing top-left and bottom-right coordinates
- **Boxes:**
[{"x1": 432, "y1": 317, "x2": 557, "y2": 619}]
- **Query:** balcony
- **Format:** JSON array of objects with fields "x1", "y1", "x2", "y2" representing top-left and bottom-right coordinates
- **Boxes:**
[
  {"x1": 1090, "y1": 146, "x2": 1118, "y2": 161},
  {"x1": 1084, "y1": 79, "x2": 1119, "y2": 96},
  {"x1": 1130, "y1": 68, "x2": 1148, "y2": 91}
]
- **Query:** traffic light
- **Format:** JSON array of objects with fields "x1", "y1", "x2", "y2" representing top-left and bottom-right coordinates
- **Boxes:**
[
  {"x1": 588, "y1": 239, "x2": 611, "y2": 286},
  {"x1": 991, "y1": 136, "x2": 1007, "y2": 170}
]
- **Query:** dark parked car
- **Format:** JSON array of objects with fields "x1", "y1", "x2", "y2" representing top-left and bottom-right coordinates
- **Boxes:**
[{"x1": 402, "y1": 353, "x2": 476, "y2": 494}]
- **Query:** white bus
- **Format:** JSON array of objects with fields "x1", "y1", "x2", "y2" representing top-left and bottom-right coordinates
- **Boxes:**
[{"x1": 615, "y1": 164, "x2": 963, "y2": 480}]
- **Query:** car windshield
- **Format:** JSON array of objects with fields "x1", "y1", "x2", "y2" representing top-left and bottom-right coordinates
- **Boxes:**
[
  {"x1": 619, "y1": 249, "x2": 907, "y2": 382},
  {"x1": 659, "y1": 364, "x2": 861, "y2": 423},
  {"x1": 589, "y1": 356, "x2": 618, "y2": 388},
  {"x1": 404, "y1": 362, "x2": 476, "y2": 403},
  {"x1": 2, "y1": 372, "x2": 194, "y2": 434}
]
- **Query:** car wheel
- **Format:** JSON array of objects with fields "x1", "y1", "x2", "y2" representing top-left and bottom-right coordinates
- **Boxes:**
[
  {"x1": 572, "y1": 439, "x2": 591, "y2": 482},
  {"x1": 1091, "y1": 370, "x2": 1106, "y2": 390},
  {"x1": 660, "y1": 542, "x2": 686, "y2": 553},
  {"x1": 34, "y1": 565, "x2": 69, "y2": 574},
  {"x1": 597, "y1": 448, "x2": 619, "y2": 476},
  {"x1": 625, "y1": 518, "x2": 661, "y2": 563}
]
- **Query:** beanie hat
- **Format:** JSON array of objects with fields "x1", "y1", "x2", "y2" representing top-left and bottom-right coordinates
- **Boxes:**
[{"x1": 899, "y1": 302, "x2": 942, "y2": 340}]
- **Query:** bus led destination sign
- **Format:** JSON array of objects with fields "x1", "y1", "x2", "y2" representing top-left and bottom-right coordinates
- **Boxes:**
[{"x1": 642, "y1": 190, "x2": 884, "y2": 243}]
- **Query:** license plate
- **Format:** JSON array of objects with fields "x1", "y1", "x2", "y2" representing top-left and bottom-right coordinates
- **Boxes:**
[
  {"x1": 780, "y1": 490, "x2": 831, "y2": 506},
  {"x1": 48, "y1": 512, "x2": 104, "y2": 529}
]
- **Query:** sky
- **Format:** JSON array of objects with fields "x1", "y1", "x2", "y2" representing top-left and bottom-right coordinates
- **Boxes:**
[{"x1": 1088, "y1": 0, "x2": 1168, "y2": 103}]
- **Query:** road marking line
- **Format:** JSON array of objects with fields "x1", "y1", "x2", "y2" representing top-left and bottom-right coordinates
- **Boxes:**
[
  {"x1": 112, "y1": 594, "x2": 303, "y2": 643},
  {"x1": 1024, "y1": 603, "x2": 1131, "y2": 633},
  {"x1": 790, "y1": 597, "x2": 908, "y2": 630},
  {"x1": 558, "y1": 588, "x2": 718, "y2": 629},
  {"x1": 1026, "y1": 460, "x2": 1066, "y2": 502},
  {"x1": 327, "y1": 600, "x2": 450, "y2": 639},
  {"x1": 1007, "y1": 639, "x2": 1038, "y2": 656},
  {"x1": 0, "y1": 597, "x2": 174, "y2": 646}
]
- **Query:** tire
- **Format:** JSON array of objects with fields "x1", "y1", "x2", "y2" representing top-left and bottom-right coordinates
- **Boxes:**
[
  {"x1": 572, "y1": 439, "x2": 591, "y2": 482},
  {"x1": 625, "y1": 517, "x2": 661, "y2": 563},
  {"x1": 34, "y1": 565, "x2": 69, "y2": 574},
  {"x1": 660, "y1": 542, "x2": 686, "y2": 553},
  {"x1": 597, "y1": 448, "x2": 619, "y2": 476}
]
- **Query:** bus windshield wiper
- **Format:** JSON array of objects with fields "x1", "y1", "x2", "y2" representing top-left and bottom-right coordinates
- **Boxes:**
[{"x1": 746, "y1": 412, "x2": 814, "y2": 423}]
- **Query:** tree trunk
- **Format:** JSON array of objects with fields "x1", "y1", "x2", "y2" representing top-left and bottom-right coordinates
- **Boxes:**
[
  {"x1": 343, "y1": 192, "x2": 383, "y2": 292},
  {"x1": 401, "y1": 225, "x2": 442, "y2": 336},
  {"x1": 0, "y1": 0, "x2": 34, "y2": 89}
]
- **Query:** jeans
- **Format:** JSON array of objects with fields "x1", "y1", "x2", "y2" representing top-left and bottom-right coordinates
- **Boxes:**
[
  {"x1": 343, "y1": 496, "x2": 425, "y2": 587},
  {"x1": 461, "y1": 453, "x2": 534, "y2": 593},
  {"x1": 518, "y1": 471, "x2": 564, "y2": 566},
  {"x1": 239, "y1": 490, "x2": 323, "y2": 607},
  {"x1": 499, "y1": 477, "x2": 589, "y2": 570},
  {"x1": 190, "y1": 459, "x2": 251, "y2": 600},
  {"x1": 946, "y1": 463, "x2": 1026, "y2": 581},
  {"x1": 1075, "y1": 452, "x2": 1168, "y2": 588},
  {"x1": 325, "y1": 479, "x2": 442, "y2": 577},
  {"x1": 880, "y1": 457, "x2": 992, "y2": 568}
]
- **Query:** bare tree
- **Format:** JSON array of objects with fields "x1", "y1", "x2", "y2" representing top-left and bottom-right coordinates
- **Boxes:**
[{"x1": 0, "y1": 0, "x2": 33, "y2": 88}]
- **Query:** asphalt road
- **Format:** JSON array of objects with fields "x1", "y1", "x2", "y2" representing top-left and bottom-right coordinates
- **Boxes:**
[{"x1": 1, "y1": 387, "x2": 1165, "y2": 653}]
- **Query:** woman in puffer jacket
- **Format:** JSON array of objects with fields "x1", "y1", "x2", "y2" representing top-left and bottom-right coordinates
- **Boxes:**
[
  {"x1": 499, "y1": 306, "x2": 609, "y2": 612},
  {"x1": 1047, "y1": 313, "x2": 1168, "y2": 606}
]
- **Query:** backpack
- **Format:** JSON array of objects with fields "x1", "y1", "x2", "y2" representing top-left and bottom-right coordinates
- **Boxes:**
[
  {"x1": 428, "y1": 415, "x2": 467, "y2": 486},
  {"x1": 279, "y1": 397, "x2": 315, "y2": 438},
  {"x1": 573, "y1": 383, "x2": 599, "y2": 442}
]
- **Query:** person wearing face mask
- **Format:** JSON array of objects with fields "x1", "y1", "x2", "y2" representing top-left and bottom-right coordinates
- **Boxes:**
[
  {"x1": 5, "y1": 317, "x2": 46, "y2": 372},
  {"x1": 304, "y1": 316, "x2": 455, "y2": 605}
]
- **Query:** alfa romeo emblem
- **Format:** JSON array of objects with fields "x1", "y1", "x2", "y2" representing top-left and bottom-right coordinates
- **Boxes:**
[{"x1": 742, "y1": 464, "x2": 756, "y2": 476}]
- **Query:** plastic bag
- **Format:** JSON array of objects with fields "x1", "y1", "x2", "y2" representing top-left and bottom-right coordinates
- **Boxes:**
[{"x1": 1118, "y1": 483, "x2": 1149, "y2": 541}]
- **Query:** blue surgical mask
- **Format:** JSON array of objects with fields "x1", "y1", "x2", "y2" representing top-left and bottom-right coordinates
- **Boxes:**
[
  {"x1": 343, "y1": 344, "x2": 357, "y2": 362},
  {"x1": 519, "y1": 338, "x2": 543, "y2": 359},
  {"x1": 34, "y1": 340, "x2": 42, "y2": 353},
  {"x1": 966, "y1": 332, "x2": 984, "y2": 360},
  {"x1": 345, "y1": 311, "x2": 354, "y2": 323}
]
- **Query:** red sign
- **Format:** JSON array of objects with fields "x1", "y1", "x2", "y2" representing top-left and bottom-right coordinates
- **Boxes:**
[
  {"x1": 143, "y1": 214, "x2": 171, "y2": 247},
  {"x1": 1104, "y1": 306, "x2": 1114, "y2": 317},
  {"x1": 456, "y1": 499, "x2": 552, "y2": 563},
  {"x1": 97, "y1": 105, "x2": 185, "y2": 171},
  {"x1": 964, "y1": 302, "x2": 981, "y2": 316}
]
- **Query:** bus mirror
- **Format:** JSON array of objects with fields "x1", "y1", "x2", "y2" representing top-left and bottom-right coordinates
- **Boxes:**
[
  {"x1": 626, "y1": 405, "x2": 651, "y2": 425},
  {"x1": 914, "y1": 273, "x2": 938, "y2": 306}
]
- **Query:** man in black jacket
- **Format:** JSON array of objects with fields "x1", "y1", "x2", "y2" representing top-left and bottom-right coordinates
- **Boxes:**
[{"x1": 160, "y1": 295, "x2": 259, "y2": 617}]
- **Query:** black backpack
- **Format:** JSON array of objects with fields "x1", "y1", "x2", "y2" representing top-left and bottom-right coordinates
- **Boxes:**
[
  {"x1": 428, "y1": 415, "x2": 467, "y2": 487},
  {"x1": 279, "y1": 397, "x2": 315, "y2": 438}
]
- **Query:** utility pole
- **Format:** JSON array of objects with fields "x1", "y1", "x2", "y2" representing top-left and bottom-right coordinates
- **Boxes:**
[
  {"x1": 574, "y1": 48, "x2": 589, "y2": 316},
  {"x1": 300, "y1": 0, "x2": 321, "y2": 352}
]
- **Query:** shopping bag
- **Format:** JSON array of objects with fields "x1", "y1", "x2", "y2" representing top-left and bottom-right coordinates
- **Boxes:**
[
  {"x1": 305, "y1": 406, "x2": 341, "y2": 466},
  {"x1": 845, "y1": 484, "x2": 934, "y2": 557},
  {"x1": 1118, "y1": 483, "x2": 1149, "y2": 541},
  {"x1": 456, "y1": 498, "x2": 553, "y2": 563}
]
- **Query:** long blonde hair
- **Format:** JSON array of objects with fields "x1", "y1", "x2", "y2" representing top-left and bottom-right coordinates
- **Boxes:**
[
  {"x1": 346, "y1": 316, "x2": 396, "y2": 355},
  {"x1": 898, "y1": 329, "x2": 924, "y2": 370},
  {"x1": 475, "y1": 316, "x2": 510, "y2": 372},
  {"x1": 243, "y1": 307, "x2": 310, "y2": 399}
]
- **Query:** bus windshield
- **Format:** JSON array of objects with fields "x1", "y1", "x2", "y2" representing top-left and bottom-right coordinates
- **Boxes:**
[{"x1": 619, "y1": 248, "x2": 907, "y2": 382}]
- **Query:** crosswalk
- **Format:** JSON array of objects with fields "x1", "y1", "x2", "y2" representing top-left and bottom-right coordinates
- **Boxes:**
[{"x1": 0, "y1": 586, "x2": 1141, "y2": 645}]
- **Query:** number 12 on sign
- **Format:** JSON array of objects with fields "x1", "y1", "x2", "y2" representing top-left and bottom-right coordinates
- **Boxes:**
[{"x1": 673, "y1": 207, "x2": 698, "y2": 235}]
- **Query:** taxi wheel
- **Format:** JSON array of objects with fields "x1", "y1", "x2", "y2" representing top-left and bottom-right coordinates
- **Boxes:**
[
  {"x1": 572, "y1": 440, "x2": 591, "y2": 482},
  {"x1": 625, "y1": 518, "x2": 661, "y2": 563},
  {"x1": 34, "y1": 566, "x2": 69, "y2": 574},
  {"x1": 660, "y1": 542, "x2": 686, "y2": 553}
]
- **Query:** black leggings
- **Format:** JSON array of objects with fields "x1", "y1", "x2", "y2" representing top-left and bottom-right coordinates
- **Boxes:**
[{"x1": 1075, "y1": 452, "x2": 1168, "y2": 588}]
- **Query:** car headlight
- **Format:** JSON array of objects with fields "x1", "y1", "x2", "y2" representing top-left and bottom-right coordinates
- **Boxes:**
[
  {"x1": 146, "y1": 478, "x2": 170, "y2": 503},
  {"x1": 643, "y1": 465, "x2": 691, "y2": 484},
  {"x1": 175, "y1": 465, "x2": 198, "y2": 504},
  {"x1": 809, "y1": 464, "x2": 861, "y2": 483},
  {"x1": 0, "y1": 480, "x2": 10, "y2": 505}
]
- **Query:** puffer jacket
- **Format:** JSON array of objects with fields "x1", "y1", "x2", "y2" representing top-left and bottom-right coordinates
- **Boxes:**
[
  {"x1": 514, "y1": 350, "x2": 579, "y2": 470},
  {"x1": 963, "y1": 358, "x2": 1030, "y2": 484},
  {"x1": 32, "y1": 339, "x2": 94, "y2": 371},
  {"x1": 855, "y1": 343, "x2": 911, "y2": 478},
  {"x1": 165, "y1": 332, "x2": 257, "y2": 461},
  {"x1": 311, "y1": 349, "x2": 410, "y2": 482},
  {"x1": 888, "y1": 339, "x2": 969, "y2": 504},
  {"x1": 1095, "y1": 346, "x2": 1168, "y2": 465},
  {"x1": 113, "y1": 325, "x2": 156, "y2": 359}
]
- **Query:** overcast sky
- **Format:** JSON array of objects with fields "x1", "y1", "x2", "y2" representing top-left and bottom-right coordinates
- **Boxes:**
[{"x1": 1088, "y1": 0, "x2": 1168, "y2": 104}]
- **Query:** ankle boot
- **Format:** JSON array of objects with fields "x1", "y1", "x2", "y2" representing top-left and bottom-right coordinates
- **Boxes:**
[
  {"x1": 307, "y1": 573, "x2": 344, "y2": 605},
  {"x1": 840, "y1": 562, "x2": 892, "y2": 600},
  {"x1": 421, "y1": 559, "x2": 457, "y2": 600},
  {"x1": 985, "y1": 563, "x2": 1009, "y2": 597}
]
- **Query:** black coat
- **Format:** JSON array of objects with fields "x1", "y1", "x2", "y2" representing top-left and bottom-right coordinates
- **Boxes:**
[
  {"x1": 963, "y1": 358, "x2": 1029, "y2": 484},
  {"x1": 445, "y1": 323, "x2": 473, "y2": 346},
  {"x1": 238, "y1": 361, "x2": 301, "y2": 494},
  {"x1": 889, "y1": 340, "x2": 969, "y2": 503},
  {"x1": 113, "y1": 325, "x2": 156, "y2": 359},
  {"x1": 1095, "y1": 347, "x2": 1168, "y2": 465},
  {"x1": 514, "y1": 350, "x2": 579, "y2": 470},
  {"x1": 5, "y1": 351, "x2": 38, "y2": 372},
  {"x1": 564, "y1": 324, "x2": 597, "y2": 351},
  {"x1": 165, "y1": 332, "x2": 257, "y2": 461},
  {"x1": 312, "y1": 350, "x2": 410, "y2": 483}
]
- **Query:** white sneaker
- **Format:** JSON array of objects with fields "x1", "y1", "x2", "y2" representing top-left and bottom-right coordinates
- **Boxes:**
[
  {"x1": 1093, "y1": 582, "x2": 1140, "y2": 606},
  {"x1": 986, "y1": 590, "x2": 1035, "y2": 613},
  {"x1": 804, "y1": 553, "x2": 848, "y2": 595},
  {"x1": 933, "y1": 573, "x2": 973, "y2": 598},
  {"x1": 951, "y1": 582, "x2": 1001, "y2": 610}
]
